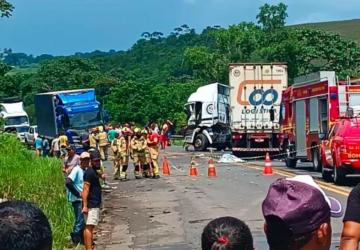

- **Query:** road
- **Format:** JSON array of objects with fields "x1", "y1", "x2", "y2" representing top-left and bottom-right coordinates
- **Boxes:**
[{"x1": 94, "y1": 146, "x2": 357, "y2": 250}]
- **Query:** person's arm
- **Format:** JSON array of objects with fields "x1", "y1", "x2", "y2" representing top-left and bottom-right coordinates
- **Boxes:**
[
  {"x1": 82, "y1": 182, "x2": 90, "y2": 213},
  {"x1": 340, "y1": 221, "x2": 360, "y2": 250},
  {"x1": 66, "y1": 178, "x2": 81, "y2": 198},
  {"x1": 340, "y1": 184, "x2": 360, "y2": 250}
]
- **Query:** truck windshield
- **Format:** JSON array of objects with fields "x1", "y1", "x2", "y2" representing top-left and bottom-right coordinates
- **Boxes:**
[
  {"x1": 68, "y1": 111, "x2": 102, "y2": 129},
  {"x1": 5, "y1": 116, "x2": 28, "y2": 126}
]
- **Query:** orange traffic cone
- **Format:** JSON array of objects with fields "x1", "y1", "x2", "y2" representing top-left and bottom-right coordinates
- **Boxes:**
[
  {"x1": 162, "y1": 157, "x2": 170, "y2": 176},
  {"x1": 208, "y1": 158, "x2": 217, "y2": 177},
  {"x1": 189, "y1": 160, "x2": 198, "y2": 177},
  {"x1": 263, "y1": 153, "x2": 273, "y2": 176}
]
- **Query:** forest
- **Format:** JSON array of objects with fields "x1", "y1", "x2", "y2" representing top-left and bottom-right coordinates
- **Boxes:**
[{"x1": 1, "y1": 2, "x2": 359, "y2": 132}]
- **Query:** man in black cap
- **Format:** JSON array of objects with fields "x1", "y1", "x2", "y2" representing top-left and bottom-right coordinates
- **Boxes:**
[
  {"x1": 262, "y1": 175, "x2": 343, "y2": 250},
  {"x1": 82, "y1": 148, "x2": 102, "y2": 250}
]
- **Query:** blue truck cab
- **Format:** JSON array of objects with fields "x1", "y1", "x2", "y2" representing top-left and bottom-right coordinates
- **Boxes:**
[{"x1": 34, "y1": 89, "x2": 108, "y2": 153}]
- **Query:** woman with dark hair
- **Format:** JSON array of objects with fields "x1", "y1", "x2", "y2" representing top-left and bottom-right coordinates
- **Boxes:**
[{"x1": 201, "y1": 217, "x2": 254, "y2": 250}]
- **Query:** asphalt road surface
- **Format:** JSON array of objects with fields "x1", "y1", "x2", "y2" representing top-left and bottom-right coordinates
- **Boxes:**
[{"x1": 94, "y1": 146, "x2": 356, "y2": 250}]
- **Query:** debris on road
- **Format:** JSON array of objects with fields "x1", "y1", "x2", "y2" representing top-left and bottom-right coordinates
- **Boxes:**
[{"x1": 218, "y1": 153, "x2": 245, "y2": 163}]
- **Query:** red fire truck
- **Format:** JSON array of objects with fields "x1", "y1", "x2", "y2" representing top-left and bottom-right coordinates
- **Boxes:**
[{"x1": 280, "y1": 71, "x2": 360, "y2": 178}]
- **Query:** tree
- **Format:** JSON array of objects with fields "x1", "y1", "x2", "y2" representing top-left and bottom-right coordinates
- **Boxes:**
[
  {"x1": 0, "y1": 0, "x2": 14, "y2": 18},
  {"x1": 256, "y1": 3, "x2": 288, "y2": 31}
]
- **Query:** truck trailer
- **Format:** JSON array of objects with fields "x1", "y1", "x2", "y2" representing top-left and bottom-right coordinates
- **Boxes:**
[
  {"x1": 34, "y1": 89, "x2": 108, "y2": 152},
  {"x1": 184, "y1": 83, "x2": 231, "y2": 151},
  {"x1": 229, "y1": 63, "x2": 288, "y2": 156}
]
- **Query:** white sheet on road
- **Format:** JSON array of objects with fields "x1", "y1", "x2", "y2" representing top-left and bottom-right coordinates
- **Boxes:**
[{"x1": 218, "y1": 153, "x2": 245, "y2": 163}]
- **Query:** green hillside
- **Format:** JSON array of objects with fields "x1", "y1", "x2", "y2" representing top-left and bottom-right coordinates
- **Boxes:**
[{"x1": 293, "y1": 19, "x2": 360, "y2": 43}]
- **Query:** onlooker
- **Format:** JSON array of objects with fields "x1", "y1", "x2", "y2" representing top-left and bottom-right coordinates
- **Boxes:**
[
  {"x1": 0, "y1": 200, "x2": 52, "y2": 250},
  {"x1": 340, "y1": 183, "x2": 360, "y2": 249},
  {"x1": 63, "y1": 146, "x2": 80, "y2": 175},
  {"x1": 34, "y1": 136, "x2": 43, "y2": 156},
  {"x1": 262, "y1": 175, "x2": 343, "y2": 250},
  {"x1": 59, "y1": 131, "x2": 69, "y2": 159},
  {"x1": 201, "y1": 216, "x2": 254, "y2": 250},
  {"x1": 66, "y1": 152, "x2": 90, "y2": 246},
  {"x1": 82, "y1": 149, "x2": 103, "y2": 250},
  {"x1": 51, "y1": 134, "x2": 60, "y2": 158},
  {"x1": 42, "y1": 137, "x2": 50, "y2": 157}
]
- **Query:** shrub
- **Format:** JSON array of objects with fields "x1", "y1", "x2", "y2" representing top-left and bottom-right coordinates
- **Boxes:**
[{"x1": 0, "y1": 133, "x2": 73, "y2": 249}]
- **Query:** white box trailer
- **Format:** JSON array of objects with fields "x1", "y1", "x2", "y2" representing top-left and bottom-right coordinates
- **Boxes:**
[{"x1": 229, "y1": 63, "x2": 288, "y2": 155}]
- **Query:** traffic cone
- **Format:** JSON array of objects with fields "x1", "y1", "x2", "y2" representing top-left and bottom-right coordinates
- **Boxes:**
[
  {"x1": 162, "y1": 157, "x2": 170, "y2": 176},
  {"x1": 189, "y1": 160, "x2": 198, "y2": 177},
  {"x1": 263, "y1": 153, "x2": 273, "y2": 176},
  {"x1": 208, "y1": 158, "x2": 217, "y2": 178}
]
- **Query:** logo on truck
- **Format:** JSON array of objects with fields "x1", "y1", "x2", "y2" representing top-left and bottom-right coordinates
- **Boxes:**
[{"x1": 237, "y1": 80, "x2": 281, "y2": 106}]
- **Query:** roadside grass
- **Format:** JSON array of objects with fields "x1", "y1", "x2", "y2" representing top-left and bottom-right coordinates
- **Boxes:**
[
  {"x1": 0, "y1": 133, "x2": 73, "y2": 250},
  {"x1": 170, "y1": 137, "x2": 184, "y2": 147}
]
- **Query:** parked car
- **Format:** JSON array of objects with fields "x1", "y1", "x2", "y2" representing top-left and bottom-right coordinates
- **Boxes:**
[
  {"x1": 320, "y1": 118, "x2": 360, "y2": 184},
  {"x1": 24, "y1": 125, "x2": 38, "y2": 148}
]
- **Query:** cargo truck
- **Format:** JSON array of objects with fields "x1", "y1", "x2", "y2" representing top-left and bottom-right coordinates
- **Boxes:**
[
  {"x1": 34, "y1": 89, "x2": 108, "y2": 153},
  {"x1": 0, "y1": 99, "x2": 30, "y2": 142},
  {"x1": 184, "y1": 83, "x2": 231, "y2": 151},
  {"x1": 229, "y1": 63, "x2": 288, "y2": 156}
]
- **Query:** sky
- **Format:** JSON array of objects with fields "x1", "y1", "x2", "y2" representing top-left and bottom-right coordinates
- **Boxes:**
[{"x1": 0, "y1": 0, "x2": 359, "y2": 56}]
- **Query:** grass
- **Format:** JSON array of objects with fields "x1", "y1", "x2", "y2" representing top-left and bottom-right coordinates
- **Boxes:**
[
  {"x1": 0, "y1": 133, "x2": 73, "y2": 250},
  {"x1": 6, "y1": 65, "x2": 39, "y2": 76},
  {"x1": 292, "y1": 19, "x2": 360, "y2": 43}
]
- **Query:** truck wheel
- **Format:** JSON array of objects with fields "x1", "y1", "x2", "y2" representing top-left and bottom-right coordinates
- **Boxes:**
[
  {"x1": 284, "y1": 144, "x2": 297, "y2": 168},
  {"x1": 312, "y1": 148, "x2": 322, "y2": 172},
  {"x1": 321, "y1": 167, "x2": 332, "y2": 182},
  {"x1": 194, "y1": 134, "x2": 208, "y2": 151},
  {"x1": 285, "y1": 157, "x2": 297, "y2": 168},
  {"x1": 333, "y1": 166, "x2": 345, "y2": 185}
]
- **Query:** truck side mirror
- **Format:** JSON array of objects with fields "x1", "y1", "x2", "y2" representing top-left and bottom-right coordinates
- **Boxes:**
[{"x1": 270, "y1": 106, "x2": 275, "y2": 122}]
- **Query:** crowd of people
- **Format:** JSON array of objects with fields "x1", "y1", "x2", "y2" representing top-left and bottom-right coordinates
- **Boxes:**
[
  {"x1": 2, "y1": 175, "x2": 360, "y2": 250},
  {"x1": 60, "y1": 120, "x2": 173, "y2": 249}
]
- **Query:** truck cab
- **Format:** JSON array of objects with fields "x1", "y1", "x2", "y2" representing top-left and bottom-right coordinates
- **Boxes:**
[
  {"x1": 35, "y1": 89, "x2": 108, "y2": 153},
  {"x1": 184, "y1": 83, "x2": 231, "y2": 151},
  {"x1": 0, "y1": 101, "x2": 30, "y2": 142}
]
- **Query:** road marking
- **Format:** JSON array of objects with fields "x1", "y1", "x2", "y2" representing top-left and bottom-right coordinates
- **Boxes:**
[{"x1": 239, "y1": 162, "x2": 351, "y2": 197}]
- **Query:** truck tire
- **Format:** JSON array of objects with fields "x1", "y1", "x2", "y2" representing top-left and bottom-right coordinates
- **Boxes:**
[
  {"x1": 285, "y1": 157, "x2": 297, "y2": 168},
  {"x1": 194, "y1": 134, "x2": 208, "y2": 151},
  {"x1": 321, "y1": 167, "x2": 332, "y2": 182},
  {"x1": 312, "y1": 148, "x2": 322, "y2": 172},
  {"x1": 333, "y1": 166, "x2": 345, "y2": 185},
  {"x1": 284, "y1": 143, "x2": 297, "y2": 168}
]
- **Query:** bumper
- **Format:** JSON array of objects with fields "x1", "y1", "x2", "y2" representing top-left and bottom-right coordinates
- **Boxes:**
[{"x1": 341, "y1": 161, "x2": 360, "y2": 177}]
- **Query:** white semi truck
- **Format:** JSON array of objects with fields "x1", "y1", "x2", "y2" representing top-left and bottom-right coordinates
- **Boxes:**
[
  {"x1": 184, "y1": 83, "x2": 231, "y2": 151},
  {"x1": 229, "y1": 63, "x2": 288, "y2": 155},
  {"x1": 0, "y1": 100, "x2": 30, "y2": 142}
]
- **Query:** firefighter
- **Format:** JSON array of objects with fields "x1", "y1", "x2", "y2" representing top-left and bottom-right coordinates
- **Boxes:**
[
  {"x1": 88, "y1": 127, "x2": 99, "y2": 149},
  {"x1": 147, "y1": 125, "x2": 161, "y2": 179},
  {"x1": 118, "y1": 127, "x2": 131, "y2": 181},
  {"x1": 142, "y1": 128, "x2": 153, "y2": 178},
  {"x1": 111, "y1": 132, "x2": 121, "y2": 179},
  {"x1": 98, "y1": 126, "x2": 108, "y2": 161},
  {"x1": 130, "y1": 128, "x2": 147, "y2": 179}
]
